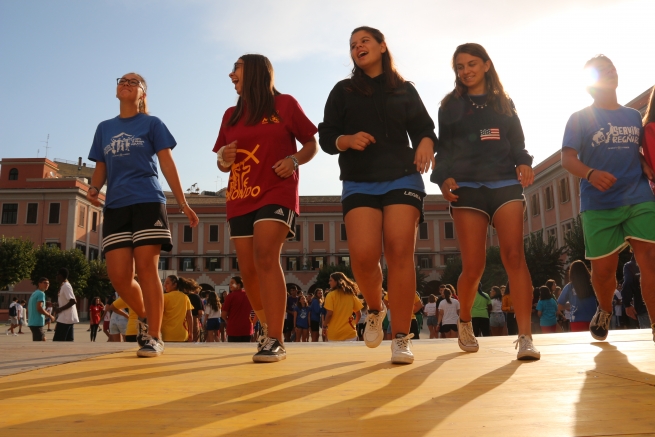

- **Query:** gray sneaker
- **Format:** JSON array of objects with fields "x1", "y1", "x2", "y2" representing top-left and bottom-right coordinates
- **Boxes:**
[
  {"x1": 457, "y1": 319, "x2": 479, "y2": 352},
  {"x1": 363, "y1": 303, "x2": 387, "y2": 348},
  {"x1": 253, "y1": 337, "x2": 286, "y2": 363},
  {"x1": 257, "y1": 323, "x2": 268, "y2": 352},
  {"x1": 514, "y1": 335, "x2": 541, "y2": 360},
  {"x1": 137, "y1": 334, "x2": 164, "y2": 358},
  {"x1": 137, "y1": 318, "x2": 149, "y2": 347}
]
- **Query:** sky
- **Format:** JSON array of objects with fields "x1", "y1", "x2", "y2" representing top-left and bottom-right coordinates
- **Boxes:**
[{"x1": 1, "y1": 0, "x2": 654, "y2": 196}]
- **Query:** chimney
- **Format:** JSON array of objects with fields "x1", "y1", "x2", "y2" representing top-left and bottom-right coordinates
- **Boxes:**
[{"x1": 78, "y1": 157, "x2": 82, "y2": 166}]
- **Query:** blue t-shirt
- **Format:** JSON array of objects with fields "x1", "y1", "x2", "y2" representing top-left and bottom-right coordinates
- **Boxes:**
[
  {"x1": 309, "y1": 299, "x2": 322, "y2": 322},
  {"x1": 88, "y1": 113, "x2": 177, "y2": 209},
  {"x1": 536, "y1": 298, "x2": 558, "y2": 327},
  {"x1": 562, "y1": 106, "x2": 654, "y2": 212},
  {"x1": 557, "y1": 283, "x2": 597, "y2": 323},
  {"x1": 295, "y1": 306, "x2": 310, "y2": 329},
  {"x1": 27, "y1": 290, "x2": 46, "y2": 327},
  {"x1": 342, "y1": 173, "x2": 425, "y2": 201}
]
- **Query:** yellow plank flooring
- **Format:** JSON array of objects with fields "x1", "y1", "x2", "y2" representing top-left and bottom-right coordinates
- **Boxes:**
[{"x1": 1, "y1": 330, "x2": 654, "y2": 436}]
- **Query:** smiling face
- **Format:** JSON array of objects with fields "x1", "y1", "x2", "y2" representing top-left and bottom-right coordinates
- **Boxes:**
[
  {"x1": 586, "y1": 58, "x2": 618, "y2": 91},
  {"x1": 455, "y1": 52, "x2": 490, "y2": 94},
  {"x1": 328, "y1": 277, "x2": 337, "y2": 289},
  {"x1": 350, "y1": 30, "x2": 386, "y2": 74},
  {"x1": 228, "y1": 59, "x2": 244, "y2": 95},
  {"x1": 163, "y1": 277, "x2": 175, "y2": 293},
  {"x1": 116, "y1": 73, "x2": 146, "y2": 105}
]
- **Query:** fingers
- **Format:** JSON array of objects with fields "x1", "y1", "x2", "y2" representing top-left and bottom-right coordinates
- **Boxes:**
[{"x1": 361, "y1": 132, "x2": 376, "y2": 143}]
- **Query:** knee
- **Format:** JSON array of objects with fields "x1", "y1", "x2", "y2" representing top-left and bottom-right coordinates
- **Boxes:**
[
  {"x1": 501, "y1": 248, "x2": 524, "y2": 271},
  {"x1": 253, "y1": 249, "x2": 280, "y2": 271}
]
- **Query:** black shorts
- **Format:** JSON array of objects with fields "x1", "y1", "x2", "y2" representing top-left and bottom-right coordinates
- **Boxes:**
[
  {"x1": 342, "y1": 189, "x2": 425, "y2": 223},
  {"x1": 228, "y1": 204, "x2": 296, "y2": 239},
  {"x1": 450, "y1": 184, "x2": 524, "y2": 226},
  {"x1": 29, "y1": 325, "x2": 45, "y2": 341},
  {"x1": 310, "y1": 320, "x2": 320, "y2": 332},
  {"x1": 102, "y1": 202, "x2": 172, "y2": 254},
  {"x1": 283, "y1": 317, "x2": 295, "y2": 333},
  {"x1": 440, "y1": 324, "x2": 458, "y2": 333}
]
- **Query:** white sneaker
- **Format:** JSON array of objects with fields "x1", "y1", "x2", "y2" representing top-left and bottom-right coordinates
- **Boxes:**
[
  {"x1": 514, "y1": 335, "x2": 541, "y2": 360},
  {"x1": 457, "y1": 319, "x2": 479, "y2": 352},
  {"x1": 391, "y1": 333, "x2": 414, "y2": 364},
  {"x1": 363, "y1": 303, "x2": 387, "y2": 348},
  {"x1": 136, "y1": 334, "x2": 165, "y2": 358}
]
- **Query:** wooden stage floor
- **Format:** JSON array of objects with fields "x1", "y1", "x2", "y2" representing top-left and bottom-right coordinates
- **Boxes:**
[{"x1": 1, "y1": 330, "x2": 654, "y2": 436}]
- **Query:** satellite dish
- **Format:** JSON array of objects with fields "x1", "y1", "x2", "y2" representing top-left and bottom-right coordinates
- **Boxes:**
[{"x1": 49, "y1": 171, "x2": 55, "y2": 178}]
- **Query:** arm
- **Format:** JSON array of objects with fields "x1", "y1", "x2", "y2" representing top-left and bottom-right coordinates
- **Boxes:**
[
  {"x1": 56, "y1": 298, "x2": 77, "y2": 314},
  {"x1": 506, "y1": 103, "x2": 534, "y2": 187},
  {"x1": 186, "y1": 310, "x2": 194, "y2": 342},
  {"x1": 561, "y1": 147, "x2": 616, "y2": 192},
  {"x1": 86, "y1": 162, "x2": 107, "y2": 207},
  {"x1": 404, "y1": 83, "x2": 438, "y2": 174},
  {"x1": 273, "y1": 137, "x2": 319, "y2": 179},
  {"x1": 438, "y1": 308, "x2": 444, "y2": 325},
  {"x1": 108, "y1": 305, "x2": 129, "y2": 319},
  {"x1": 157, "y1": 148, "x2": 199, "y2": 227},
  {"x1": 37, "y1": 301, "x2": 55, "y2": 321},
  {"x1": 324, "y1": 309, "x2": 333, "y2": 327},
  {"x1": 641, "y1": 123, "x2": 655, "y2": 181},
  {"x1": 353, "y1": 311, "x2": 361, "y2": 325}
]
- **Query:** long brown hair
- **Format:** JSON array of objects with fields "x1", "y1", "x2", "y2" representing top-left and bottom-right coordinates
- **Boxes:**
[
  {"x1": 441, "y1": 43, "x2": 513, "y2": 117},
  {"x1": 643, "y1": 85, "x2": 655, "y2": 126},
  {"x1": 228, "y1": 54, "x2": 280, "y2": 126},
  {"x1": 177, "y1": 277, "x2": 201, "y2": 295},
  {"x1": 330, "y1": 272, "x2": 360, "y2": 296},
  {"x1": 569, "y1": 261, "x2": 594, "y2": 300},
  {"x1": 207, "y1": 291, "x2": 220, "y2": 312},
  {"x1": 347, "y1": 26, "x2": 405, "y2": 96}
]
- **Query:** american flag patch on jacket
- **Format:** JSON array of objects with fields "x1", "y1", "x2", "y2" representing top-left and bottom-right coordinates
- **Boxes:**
[{"x1": 480, "y1": 128, "x2": 500, "y2": 141}]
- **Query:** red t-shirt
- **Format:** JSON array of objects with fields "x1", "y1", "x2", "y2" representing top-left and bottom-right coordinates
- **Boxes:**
[
  {"x1": 222, "y1": 289, "x2": 254, "y2": 337},
  {"x1": 643, "y1": 123, "x2": 655, "y2": 192},
  {"x1": 89, "y1": 304, "x2": 104, "y2": 325},
  {"x1": 212, "y1": 94, "x2": 317, "y2": 220}
]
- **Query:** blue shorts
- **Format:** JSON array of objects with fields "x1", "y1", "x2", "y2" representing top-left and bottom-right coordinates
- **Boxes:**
[{"x1": 206, "y1": 318, "x2": 221, "y2": 331}]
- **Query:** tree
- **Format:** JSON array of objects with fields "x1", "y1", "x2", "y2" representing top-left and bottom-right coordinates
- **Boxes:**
[
  {"x1": 439, "y1": 256, "x2": 462, "y2": 288},
  {"x1": 564, "y1": 216, "x2": 588, "y2": 268},
  {"x1": 481, "y1": 246, "x2": 508, "y2": 290},
  {"x1": 82, "y1": 259, "x2": 114, "y2": 300},
  {"x1": 30, "y1": 245, "x2": 91, "y2": 299},
  {"x1": 382, "y1": 267, "x2": 429, "y2": 296},
  {"x1": 0, "y1": 236, "x2": 36, "y2": 289},
  {"x1": 524, "y1": 230, "x2": 566, "y2": 287},
  {"x1": 314, "y1": 263, "x2": 354, "y2": 290}
]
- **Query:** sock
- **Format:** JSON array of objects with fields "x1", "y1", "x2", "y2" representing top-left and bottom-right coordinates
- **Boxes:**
[{"x1": 395, "y1": 333, "x2": 407, "y2": 338}]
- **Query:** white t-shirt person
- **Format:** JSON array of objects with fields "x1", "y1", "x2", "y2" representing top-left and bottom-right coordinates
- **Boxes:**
[
  {"x1": 438, "y1": 298, "x2": 460, "y2": 325},
  {"x1": 424, "y1": 302, "x2": 437, "y2": 317},
  {"x1": 57, "y1": 281, "x2": 79, "y2": 324}
]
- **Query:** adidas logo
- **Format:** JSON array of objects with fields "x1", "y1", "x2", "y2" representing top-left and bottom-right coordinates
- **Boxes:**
[
  {"x1": 274, "y1": 208, "x2": 285, "y2": 216},
  {"x1": 154, "y1": 220, "x2": 163, "y2": 227}
]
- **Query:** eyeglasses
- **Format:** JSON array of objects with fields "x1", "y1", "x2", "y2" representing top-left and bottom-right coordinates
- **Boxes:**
[
  {"x1": 232, "y1": 62, "x2": 244, "y2": 73},
  {"x1": 117, "y1": 78, "x2": 145, "y2": 91}
]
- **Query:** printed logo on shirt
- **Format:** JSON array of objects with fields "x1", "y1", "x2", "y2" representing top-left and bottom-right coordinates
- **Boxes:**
[
  {"x1": 103, "y1": 132, "x2": 145, "y2": 157},
  {"x1": 227, "y1": 145, "x2": 262, "y2": 201},
  {"x1": 153, "y1": 220, "x2": 163, "y2": 227},
  {"x1": 261, "y1": 114, "x2": 280, "y2": 124},
  {"x1": 274, "y1": 208, "x2": 285, "y2": 216},
  {"x1": 591, "y1": 123, "x2": 640, "y2": 148},
  {"x1": 480, "y1": 128, "x2": 500, "y2": 141}
]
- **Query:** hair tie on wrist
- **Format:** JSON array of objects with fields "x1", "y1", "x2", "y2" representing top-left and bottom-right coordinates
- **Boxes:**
[{"x1": 586, "y1": 169, "x2": 595, "y2": 181}]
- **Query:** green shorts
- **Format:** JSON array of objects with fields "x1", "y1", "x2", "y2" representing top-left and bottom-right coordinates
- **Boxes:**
[{"x1": 581, "y1": 201, "x2": 655, "y2": 259}]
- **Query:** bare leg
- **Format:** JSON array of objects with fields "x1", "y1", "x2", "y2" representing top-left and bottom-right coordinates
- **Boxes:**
[
  {"x1": 590, "y1": 253, "x2": 619, "y2": 314},
  {"x1": 134, "y1": 245, "x2": 164, "y2": 338},
  {"x1": 105, "y1": 248, "x2": 146, "y2": 318},
  {"x1": 382, "y1": 204, "x2": 420, "y2": 337}
]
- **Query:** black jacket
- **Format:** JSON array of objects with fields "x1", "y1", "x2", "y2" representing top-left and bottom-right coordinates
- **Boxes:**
[
  {"x1": 622, "y1": 258, "x2": 646, "y2": 315},
  {"x1": 318, "y1": 75, "x2": 437, "y2": 182},
  {"x1": 431, "y1": 95, "x2": 533, "y2": 187}
]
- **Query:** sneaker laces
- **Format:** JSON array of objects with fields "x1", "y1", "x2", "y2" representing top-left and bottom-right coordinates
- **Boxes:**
[
  {"x1": 393, "y1": 333, "x2": 414, "y2": 350},
  {"x1": 261, "y1": 337, "x2": 277, "y2": 352},
  {"x1": 596, "y1": 310, "x2": 612, "y2": 330},
  {"x1": 257, "y1": 323, "x2": 269, "y2": 347},
  {"x1": 366, "y1": 308, "x2": 383, "y2": 330},
  {"x1": 513, "y1": 335, "x2": 535, "y2": 351},
  {"x1": 459, "y1": 320, "x2": 477, "y2": 345}
]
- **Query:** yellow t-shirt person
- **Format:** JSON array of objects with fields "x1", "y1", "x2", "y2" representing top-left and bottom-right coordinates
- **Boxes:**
[
  {"x1": 383, "y1": 292, "x2": 421, "y2": 319},
  {"x1": 324, "y1": 290, "x2": 363, "y2": 341},
  {"x1": 112, "y1": 297, "x2": 138, "y2": 336},
  {"x1": 162, "y1": 290, "x2": 193, "y2": 342}
]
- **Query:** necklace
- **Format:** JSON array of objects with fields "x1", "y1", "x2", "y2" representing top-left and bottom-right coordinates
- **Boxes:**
[{"x1": 467, "y1": 94, "x2": 487, "y2": 109}]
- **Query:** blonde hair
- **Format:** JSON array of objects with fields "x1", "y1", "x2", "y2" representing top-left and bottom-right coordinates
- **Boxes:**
[
  {"x1": 330, "y1": 272, "x2": 360, "y2": 296},
  {"x1": 123, "y1": 72, "x2": 149, "y2": 115}
]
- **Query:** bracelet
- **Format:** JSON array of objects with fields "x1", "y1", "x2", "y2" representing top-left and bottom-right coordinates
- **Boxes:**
[
  {"x1": 586, "y1": 168, "x2": 595, "y2": 181},
  {"x1": 179, "y1": 201, "x2": 188, "y2": 213},
  {"x1": 286, "y1": 155, "x2": 299, "y2": 171},
  {"x1": 88, "y1": 186, "x2": 99, "y2": 194},
  {"x1": 217, "y1": 146, "x2": 235, "y2": 168},
  {"x1": 335, "y1": 135, "x2": 347, "y2": 152}
]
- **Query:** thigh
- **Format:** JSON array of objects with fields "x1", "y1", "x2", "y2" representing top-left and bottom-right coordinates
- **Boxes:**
[
  {"x1": 344, "y1": 207, "x2": 383, "y2": 263},
  {"x1": 134, "y1": 244, "x2": 162, "y2": 276},
  {"x1": 253, "y1": 219, "x2": 290, "y2": 256},
  {"x1": 102, "y1": 206, "x2": 133, "y2": 255},
  {"x1": 382, "y1": 204, "x2": 419, "y2": 259},
  {"x1": 132, "y1": 203, "x2": 172, "y2": 252},
  {"x1": 105, "y1": 247, "x2": 136, "y2": 285},
  {"x1": 452, "y1": 208, "x2": 488, "y2": 270},
  {"x1": 493, "y1": 201, "x2": 528, "y2": 261}
]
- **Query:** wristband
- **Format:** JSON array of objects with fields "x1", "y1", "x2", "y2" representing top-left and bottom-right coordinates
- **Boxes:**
[
  {"x1": 586, "y1": 168, "x2": 595, "y2": 181},
  {"x1": 217, "y1": 146, "x2": 235, "y2": 168},
  {"x1": 179, "y1": 201, "x2": 188, "y2": 213},
  {"x1": 286, "y1": 155, "x2": 299, "y2": 171},
  {"x1": 88, "y1": 186, "x2": 99, "y2": 194},
  {"x1": 335, "y1": 135, "x2": 347, "y2": 152}
]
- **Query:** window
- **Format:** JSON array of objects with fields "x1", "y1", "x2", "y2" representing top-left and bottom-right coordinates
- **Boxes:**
[
  {"x1": 444, "y1": 222, "x2": 454, "y2": 239},
  {"x1": 418, "y1": 255, "x2": 432, "y2": 269},
  {"x1": 314, "y1": 223, "x2": 324, "y2": 241},
  {"x1": 546, "y1": 227, "x2": 557, "y2": 241},
  {"x1": 232, "y1": 257, "x2": 239, "y2": 270},
  {"x1": 559, "y1": 178, "x2": 570, "y2": 203},
  {"x1": 545, "y1": 186, "x2": 554, "y2": 210},
  {"x1": 209, "y1": 225, "x2": 219, "y2": 242},
  {"x1": 158, "y1": 257, "x2": 169, "y2": 270},
  {"x1": 26, "y1": 203, "x2": 38, "y2": 224},
  {"x1": 531, "y1": 194, "x2": 540, "y2": 216},
  {"x1": 340, "y1": 223, "x2": 347, "y2": 241},
  {"x1": 206, "y1": 257, "x2": 222, "y2": 271},
  {"x1": 1, "y1": 203, "x2": 18, "y2": 224},
  {"x1": 46, "y1": 242, "x2": 61, "y2": 249},
  {"x1": 338, "y1": 256, "x2": 350, "y2": 266},
  {"x1": 562, "y1": 222, "x2": 573, "y2": 239},
  {"x1": 75, "y1": 243, "x2": 86, "y2": 254},
  {"x1": 181, "y1": 257, "x2": 195, "y2": 271},
  {"x1": 91, "y1": 211, "x2": 98, "y2": 232},
  {"x1": 8, "y1": 168, "x2": 18, "y2": 180},
  {"x1": 311, "y1": 256, "x2": 325, "y2": 270},
  {"x1": 294, "y1": 225, "x2": 301, "y2": 241},
  {"x1": 89, "y1": 248, "x2": 99, "y2": 260},
  {"x1": 183, "y1": 225, "x2": 193, "y2": 242},
  {"x1": 419, "y1": 222, "x2": 429, "y2": 240},
  {"x1": 48, "y1": 203, "x2": 60, "y2": 224},
  {"x1": 443, "y1": 254, "x2": 458, "y2": 265},
  {"x1": 286, "y1": 257, "x2": 298, "y2": 271},
  {"x1": 78, "y1": 206, "x2": 86, "y2": 228}
]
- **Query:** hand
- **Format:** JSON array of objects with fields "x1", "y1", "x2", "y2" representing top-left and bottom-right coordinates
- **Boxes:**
[
  {"x1": 50, "y1": 314, "x2": 56, "y2": 321},
  {"x1": 588, "y1": 170, "x2": 617, "y2": 192},
  {"x1": 440, "y1": 178, "x2": 459, "y2": 202},
  {"x1": 641, "y1": 159, "x2": 655, "y2": 181},
  {"x1": 516, "y1": 165, "x2": 534, "y2": 187},
  {"x1": 414, "y1": 141, "x2": 435, "y2": 174},
  {"x1": 86, "y1": 188, "x2": 102, "y2": 207},
  {"x1": 184, "y1": 206, "x2": 199, "y2": 228},
  {"x1": 625, "y1": 306, "x2": 638, "y2": 320},
  {"x1": 272, "y1": 157, "x2": 296, "y2": 179},
  {"x1": 218, "y1": 141, "x2": 238, "y2": 169},
  {"x1": 343, "y1": 132, "x2": 376, "y2": 151}
]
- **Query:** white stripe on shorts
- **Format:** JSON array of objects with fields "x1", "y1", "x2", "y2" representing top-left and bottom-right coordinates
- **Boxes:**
[
  {"x1": 103, "y1": 232, "x2": 133, "y2": 247},
  {"x1": 132, "y1": 230, "x2": 172, "y2": 243}
]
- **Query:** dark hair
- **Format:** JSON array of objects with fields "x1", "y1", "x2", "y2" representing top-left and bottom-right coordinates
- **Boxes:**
[
  {"x1": 429, "y1": 294, "x2": 436, "y2": 303},
  {"x1": 58, "y1": 268, "x2": 69, "y2": 279},
  {"x1": 166, "y1": 275, "x2": 179, "y2": 289},
  {"x1": 347, "y1": 26, "x2": 405, "y2": 96},
  {"x1": 298, "y1": 294, "x2": 308, "y2": 308},
  {"x1": 177, "y1": 277, "x2": 201, "y2": 295},
  {"x1": 444, "y1": 288, "x2": 452, "y2": 304},
  {"x1": 644, "y1": 85, "x2": 655, "y2": 126},
  {"x1": 569, "y1": 260, "x2": 594, "y2": 300},
  {"x1": 207, "y1": 291, "x2": 220, "y2": 312},
  {"x1": 38, "y1": 277, "x2": 49, "y2": 284},
  {"x1": 232, "y1": 276, "x2": 244, "y2": 289},
  {"x1": 442, "y1": 43, "x2": 513, "y2": 117},
  {"x1": 539, "y1": 286, "x2": 553, "y2": 301},
  {"x1": 228, "y1": 54, "x2": 280, "y2": 126},
  {"x1": 330, "y1": 272, "x2": 359, "y2": 296},
  {"x1": 491, "y1": 286, "x2": 502, "y2": 300},
  {"x1": 545, "y1": 279, "x2": 557, "y2": 291},
  {"x1": 476, "y1": 282, "x2": 486, "y2": 298}
]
